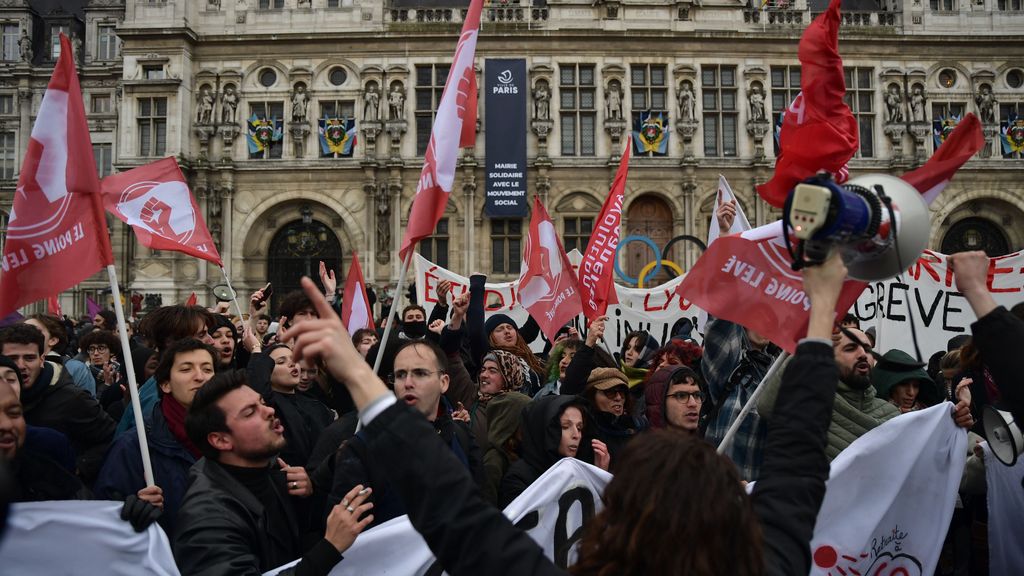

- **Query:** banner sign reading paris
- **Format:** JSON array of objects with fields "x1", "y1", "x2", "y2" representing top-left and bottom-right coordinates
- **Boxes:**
[{"x1": 484, "y1": 58, "x2": 528, "y2": 218}]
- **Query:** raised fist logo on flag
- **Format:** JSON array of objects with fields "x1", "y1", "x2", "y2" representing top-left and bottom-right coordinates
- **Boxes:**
[
  {"x1": 100, "y1": 157, "x2": 222, "y2": 266},
  {"x1": 518, "y1": 197, "x2": 582, "y2": 341}
]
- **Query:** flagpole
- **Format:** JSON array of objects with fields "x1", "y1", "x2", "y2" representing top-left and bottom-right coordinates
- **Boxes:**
[
  {"x1": 106, "y1": 264, "x2": 155, "y2": 487},
  {"x1": 716, "y1": 350, "x2": 789, "y2": 456},
  {"x1": 372, "y1": 250, "x2": 412, "y2": 375},
  {"x1": 219, "y1": 266, "x2": 246, "y2": 323}
]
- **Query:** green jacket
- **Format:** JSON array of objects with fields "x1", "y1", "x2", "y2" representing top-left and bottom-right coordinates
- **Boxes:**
[{"x1": 825, "y1": 382, "x2": 900, "y2": 461}]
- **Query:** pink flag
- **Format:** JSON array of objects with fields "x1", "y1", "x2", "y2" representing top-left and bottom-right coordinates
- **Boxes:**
[
  {"x1": 678, "y1": 222, "x2": 866, "y2": 353},
  {"x1": 342, "y1": 252, "x2": 375, "y2": 335},
  {"x1": 756, "y1": 0, "x2": 858, "y2": 208},
  {"x1": 100, "y1": 157, "x2": 222, "y2": 266},
  {"x1": 901, "y1": 113, "x2": 984, "y2": 205},
  {"x1": 0, "y1": 34, "x2": 113, "y2": 317},
  {"x1": 398, "y1": 0, "x2": 483, "y2": 261},
  {"x1": 578, "y1": 145, "x2": 630, "y2": 321},
  {"x1": 518, "y1": 197, "x2": 583, "y2": 341},
  {"x1": 46, "y1": 295, "x2": 62, "y2": 317},
  {"x1": 86, "y1": 295, "x2": 102, "y2": 317},
  {"x1": 185, "y1": 292, "x2": 197, "y2": 307}
]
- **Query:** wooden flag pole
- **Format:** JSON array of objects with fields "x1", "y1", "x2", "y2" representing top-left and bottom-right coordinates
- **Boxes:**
[{"x1": 106, "y1": 264, "x2": 155, "y2": 486}]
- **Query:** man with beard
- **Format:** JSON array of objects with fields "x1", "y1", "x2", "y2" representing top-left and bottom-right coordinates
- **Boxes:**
[
  {"x1": 826, "y1": 327, "x2": 973, "y2": 460},
  {"x1": 175, "y1": 370, "x2": 373, "y2": 575}
]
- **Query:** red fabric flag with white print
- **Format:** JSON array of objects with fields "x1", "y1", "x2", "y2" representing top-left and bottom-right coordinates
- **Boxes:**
[
  {"x1": 398, "y1": 0, "x2": 483, "y2": 261},
  {"x1": 0, "y1": 34, "x2": 113, "y2": 317},
  {"x1": 756, "y1": 0, "x2": 858, "y2": 208},
  {"x1": 100, "y1": 157, "x2": 222, "y2": 266},
  {"x1": 578, "y1": 145, "x2": 629, "y2": 322},
  {"x1": 518, "y1": 196, "x2": 582, "y2": 341},
  {"x1": 901, "y1": 113, "x2": 984, "y2": 205},
  {"x1": 342, "y1": 252, "x2": 375, "y2": 335},
  {"x1": 46, "y1": 295, "x2": 62, "y2": 317}
]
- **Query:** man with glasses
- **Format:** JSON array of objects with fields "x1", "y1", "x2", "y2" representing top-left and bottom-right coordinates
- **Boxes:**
[
  {"x1": 327, "y1": 339, "x2": 482, "y2": 526},
  {"x1": 663, "y1": 366, "x2": 705, "y2": 435}
]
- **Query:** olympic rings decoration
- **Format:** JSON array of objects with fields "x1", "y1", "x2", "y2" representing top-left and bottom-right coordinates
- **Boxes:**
[
  {"x1": 614, "y1": 235, "x2": 663, "y2": 286},
  {"x1": 637, "y1": 260, "x2": 685, "y2": 288},
  {"x1": 615, "y1": 234, "x2": 709, "y2": 286}
]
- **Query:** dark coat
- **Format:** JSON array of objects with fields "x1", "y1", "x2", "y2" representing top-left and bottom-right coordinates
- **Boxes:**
[
  {"x1": 970, "y1": 306, "x2": 1024, "y2": 429},
  {"x1": 173, "y1": 458, "x2": 340, "y2": 576},
  {"x1": 354, "y1": 338, "x2": 839, "y2": 576},
  {"x1": 21, "y1": 362, "x2": 115, "y2": 482},
  {"x1": 498, "y1": 395, "x2": 592, "y2": 508},
  {"x1": 93, "y1": 400, "x2": 197, "y2": 535},
  {"x1": 12, "y1": 448, "x2": 91, "y2": 502}
]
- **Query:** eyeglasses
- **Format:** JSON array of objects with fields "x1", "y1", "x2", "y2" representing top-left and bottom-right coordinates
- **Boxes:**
[
  {"x1": 87, "y1": 345, "x2": 110, "y2": 354},
  {"x1": 388, "y1": 369, "x2": 445, "y2": 385},
  {"x1": 600, "y1": 386, "x2": 628, "y2": 400},
  {"x1": 668, "y1": 391, "x2": 705, "y2": 403}
]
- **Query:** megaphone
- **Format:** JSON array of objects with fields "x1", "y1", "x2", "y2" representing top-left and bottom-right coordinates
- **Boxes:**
[
  {"x1": 783, "y1": 173, "x2": 930, "y2": 281},
  {"x1": 212, "y1": 284, "x2": 235, "y2": 303},
  {"x1": 983, "y1": 405, "x2": 1022, "y2": 466}
]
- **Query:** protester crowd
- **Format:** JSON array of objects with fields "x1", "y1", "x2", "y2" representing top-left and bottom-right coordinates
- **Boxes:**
[{"x1": 0, "y1": 219, "x2": 1020, "y2": 575}]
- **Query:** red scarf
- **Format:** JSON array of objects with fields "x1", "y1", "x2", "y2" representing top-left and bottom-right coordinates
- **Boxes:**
[{"x1": 161, "y1": 396, "x2": 202, "y2": 458}]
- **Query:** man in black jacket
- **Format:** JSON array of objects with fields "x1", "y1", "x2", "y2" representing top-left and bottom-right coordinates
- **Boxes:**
[
  {"x1": 284, "y1": 250, "x2": 846, "y2": 576},
  {"x1": 175, "y1": 370, "x2": 372, "y2": 575},
  {"x1": 0, "y1": 323, "x2": 114, "y2": 482}
]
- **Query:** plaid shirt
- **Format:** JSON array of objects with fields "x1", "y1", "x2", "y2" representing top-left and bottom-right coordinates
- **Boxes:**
[{"x1": 702, "y1": 317, "x2": 777, "y2": 481}]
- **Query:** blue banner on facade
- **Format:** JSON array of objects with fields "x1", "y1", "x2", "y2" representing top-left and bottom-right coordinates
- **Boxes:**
[{"x1": 485, "y1": 58, "x2": 528, "y2": 218}]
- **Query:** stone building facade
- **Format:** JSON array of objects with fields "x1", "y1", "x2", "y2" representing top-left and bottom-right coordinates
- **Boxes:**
[{"x1": 1, "y1": 0, "x2": 1023, "y2": 315}]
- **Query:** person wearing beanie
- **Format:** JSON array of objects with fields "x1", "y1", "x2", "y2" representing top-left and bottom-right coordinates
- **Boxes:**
[
  {"x1": 208, "y1": 314, "x2": 239, "y2": 369},
  {"x1": 584, "y1": 367, "x2": 646, "y2": 466},
  {"x1": 872, "y1": 349, "x2": 941, "y2": 414},
  {"x1": 466, "y1": 274, "x2": 545, "y2": 394}
]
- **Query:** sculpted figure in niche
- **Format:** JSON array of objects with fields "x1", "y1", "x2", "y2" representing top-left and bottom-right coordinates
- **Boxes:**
[
  {"x1": 533, "y1": 82, "x2": 550, "y2": 120},
  {"x1": 221, "y1": 85, "x2": 239, "y2": 124},
  {"x1": 197, "y1": 86, "x2": 215, "y2": 124},
  {"x1": 678, "y1": 81, "x2": 695, "y2": 122},
  {"x1": 909, "y1": 85, "x2": 926, "y2": 123},
  {"x1": 975, "y1": 85, "x2": 995, "y2": 124},
  {"x1": 748, "y1": 84, "x2": 765, "y2": 122},
  {"x1": 364, "y1": 83, "x2": 380, "y2": 121},
  {"x1": 388, "y1": 84, "x2": 405, "y2": 121},
  {"x1": 292, "y1": 84, "x2": 308, "y2": 122},
  {"x1": 18, "y1": 29, "x2": 31, "y2": 63},
  {"x1": 884, "y1": 84, "x2": 903, "y2": 124},
  {"x1": 606, "y1": 82, "x2": 622, "y2": 120}
]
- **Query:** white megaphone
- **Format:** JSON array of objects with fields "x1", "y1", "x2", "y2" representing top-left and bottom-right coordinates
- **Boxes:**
[
  {"x1": 784, "y1": 173, "x2": 931, "y2": 281},
  {"x1": 983, "y1": 405, "x2": 1022, "y2": 466}
]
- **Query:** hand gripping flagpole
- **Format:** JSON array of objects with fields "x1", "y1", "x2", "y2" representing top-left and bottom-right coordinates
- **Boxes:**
[
  {"x1": 372, "y1": 251, "x2": 412, "y2": 376},
  {"x1": 106, "y1": 264, "x2": 155, "y2": 486},
  {"x1": 716, "y1": 350, "x2": 790, "y2": 456}
]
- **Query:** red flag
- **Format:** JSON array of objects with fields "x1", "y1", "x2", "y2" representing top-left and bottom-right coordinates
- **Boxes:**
[
  {"x1": 578, "y1": 145, "x2": 630, "y2": 321},
  {"x1": 46, "y1": 295, "x2": 62, "y2": 317},
  {"x1": 341, "y1": 252, "x2": 375, "y2": 335},
  {"x1": 100, "y1": 157, "x2": 222, "y2": 266},
  {"x1": 518, "y1": 197, "x2": 583, "y2": 341},
  {"x1": 0, "y1": 34, "x2": 113, "y2": 317},
  {"x1": 901, "y1": 113, "x2": 984, "y2": 205},
  {"x1": 678, "y1": 222, "x2": 866, "y2": 353},
  {"x1": 756, "y1": 0, "x2": 858, "y2": 208},
  {"x1": 398, "y1": 0, "x2": 483, "y2": 261},
  {"x1": 185, "y1": 292, "x2": 197, "y2": 307}
]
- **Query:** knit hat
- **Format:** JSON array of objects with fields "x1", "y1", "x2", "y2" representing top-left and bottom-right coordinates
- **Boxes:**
[
  {"x1": 871, "y1": 349, "x2": 939, "y2": 406},
  {"x1": 482, "y1": 350, "x2": 528, "y2": 393},
  {"x1": 484, "y1": 314, "x2": 518, "y2": 338},
  {"x1": 586, "y1": 367, "x2": 629, "y2": 391},
  {"x1": 208, "y1": 314, "x2": 238, "y2": 340},
  {"x1": 0, "y1": 355, "x2": 24, "y2": 390}
]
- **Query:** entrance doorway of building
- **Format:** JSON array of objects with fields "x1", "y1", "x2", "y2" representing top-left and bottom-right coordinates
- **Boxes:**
[
  {"x1": 625, "y1": 194, "x2": 675, "y2": 286},
  {"x1": 266, "y1": 208, "x2": 343, "y2": 314}
]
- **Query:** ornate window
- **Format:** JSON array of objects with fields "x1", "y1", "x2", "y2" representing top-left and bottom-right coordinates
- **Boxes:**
[
  {"x1": 997, "y1": 0, "x2": 1023, "y2": 9},
  {"x1": 97, "y1": 24, "x2": 118, "y2": 61},
  {"x1": 559, "y1": 63, "x2": 596, "y2": 156},
  {"x1": 320, "y1": 100, "x2": 355, "y2": 119},
  {"x1": 137, "y1": 97, "x2": 167, "y2": 157},
  {"x1": 0, "y1": 94, "x2": 13, "y2": 115},
  {"x1": 249, "y1": 102, "x2": 285, "y2": 159},
  {"x1": 491, "y1": 218, "x2": 523, "y2": 275},
  {"x1": 1, "y1": 24, "x2": 18, "y2": 62},
  {"x1": 930, "y1": 0, "x2": 956, "y2": 11},
  {"x1": 258, "y1": 0, "x2": 285, "y2": 9},
  {"x1": 93, "y1": 143, "x2": 113, "y2": 177},
  {"x1": 49, "y1": 24, "x2": 69, "y2": 61},
  {"x1": 844, "y1": 67, "x2": 874, "y2": 158},
  {"x1": 419, "y1": 217, "x2": 449, "y2": 268},
  {"x1": 417, "y1": 64, "x2": 449, "y2": 155},
  {"x1": 941, "y1": 217, "x2": 1010, "y2": 257},
  {"x1": 770, "y1": 65, "x2": 800, "y2": 155},
  {"x1": 91, "y1": 93, "x2": 112, "y2": 114},
  {"x1": 702, "y1": 65, "x2": 738, "y2": 157},
  {"x1": 631, "y1": 64, "x2": 667, "y2": 118},
  {"x1": 931, "y1": 101, "x2": 965, "y2": 154},
  {"x1": 999, "y1": 102, "x2": 1024, "y2": 159},
  {"x1": 562, "y1": 216, "x2": 593, "y2": 254},
  {"x1": 0, "y1": 131, "x2": 15, "y2": 180}
]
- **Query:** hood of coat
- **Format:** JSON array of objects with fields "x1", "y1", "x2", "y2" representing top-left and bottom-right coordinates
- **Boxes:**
[
  {"x1": 485, "y1": 392, "x2": 532, "y2": 456},
  {"x1": 518, "y1": 395, "x2": 593, "y2": 473}
]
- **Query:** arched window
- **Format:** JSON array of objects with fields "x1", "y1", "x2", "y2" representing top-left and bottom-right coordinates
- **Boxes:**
[
  {"x1": 266, "y1": 207, "x2": 343, "y2": 312},
  {"x1": 940, "y1": 217, "x2": 1010, "y2": 257}
]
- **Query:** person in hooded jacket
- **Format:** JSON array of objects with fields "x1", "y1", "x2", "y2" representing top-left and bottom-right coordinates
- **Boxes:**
[
  {"x1": 619, "y1": 331, "x2": 659, "y2": 388},
  {"x1": 535, "y1": 339, "x2": 583, "y2": 398},
  {"x1": 481, "y1": 391, "x2": 531, "y2": 505},
  {"x1": 471, "y1": 349, "x2": 529, "y2": 454},
  {"x1": 498, "y1": 395, "x2": 609, "y2": 507}
]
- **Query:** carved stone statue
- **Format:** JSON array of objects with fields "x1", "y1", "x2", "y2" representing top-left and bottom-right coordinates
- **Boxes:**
[
  {"x1": 388, "y1": 85, "x2": 405, "y2": 121},
  {"x1": 71, "y1": 34, "x2": 82, "y2": 64},
  {"x1": 605, "y1": 83, "x2": 622, "y2": 120},
  {"x1": 909, "y1": 85, "x2": 926, "y2": 123},
  {"x1": 375, "y1": 185, "x2": 391, "y2": 264},
  {"x1": 221, "y1": 85, "x2": 238, "y2": 124},
  {"x1": 291, "y1": 84, "x2": 308, "y2": 122},
  {"x1": 975, "y1": 85, "x2": 996, "y2": 124},
  {"x1": 748, "y1": 85, "x2": 765, "y2": 122},
  {"x1": 363, "y1": 84, "x2": 380, "y2": 121},
  {"x1": 533, "y1": 82, "x2": 550, "y2": 120},
  {"x1": 18, "y1": 29, "x2": 31, "y2": 63},
  {"x1": 197, "y1": 87, "x2": 214, "y2": 124},
  {"x1": 884, "y1": 84, "x2": 904, "y2": 124},
  {"x1": 678, "y1": 81, "x2": 695, "y2": 122}
]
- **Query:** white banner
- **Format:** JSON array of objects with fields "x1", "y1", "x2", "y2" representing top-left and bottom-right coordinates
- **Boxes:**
[
  {"x1": 853, "y1": 249, "x2": 1024, "y2": 357},
  {"x1": 0, "y1": 501, "x2": 180, "y2": 575},
  {"x1": 983, "y1": 442, "x2": 1024, "y2": 575},
  {"x1": 807, "y1": 403, "x2": 967, "y2": 576},
  {"x1": 266, "y1": 458, "x2": 611, "y2": 575},
  {"x1": 414, "y1": 252, "x2": 703, "y2": 353}
]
